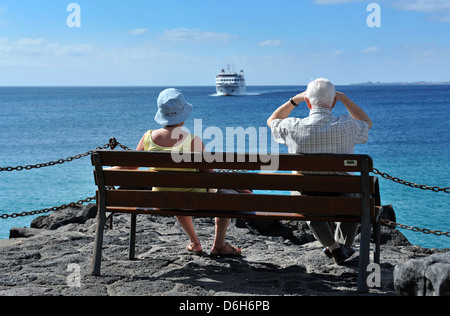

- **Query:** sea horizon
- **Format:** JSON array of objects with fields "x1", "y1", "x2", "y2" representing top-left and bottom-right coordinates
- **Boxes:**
[{"x1": 1, "y1": 81, "x2": 450, "y2": 88}]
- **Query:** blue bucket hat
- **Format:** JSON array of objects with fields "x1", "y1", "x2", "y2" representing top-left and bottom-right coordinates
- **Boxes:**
[{"x1": 154, "y1": 88, "x2": 193, "y2": 126}]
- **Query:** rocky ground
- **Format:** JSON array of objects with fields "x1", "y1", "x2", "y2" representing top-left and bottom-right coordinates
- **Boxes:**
[{"x1": 0, "y1": 204, "x2": 448, "y2": 296}]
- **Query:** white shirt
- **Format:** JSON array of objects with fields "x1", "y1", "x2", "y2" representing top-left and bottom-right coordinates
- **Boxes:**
[{"x1": 271, "y1": 107, "x2": 369, "y2": 155}]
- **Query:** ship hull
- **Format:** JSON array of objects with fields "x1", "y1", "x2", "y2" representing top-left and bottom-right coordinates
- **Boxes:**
[{"x1": 215, "y1": 84, "x2": 246, "y2": 96}]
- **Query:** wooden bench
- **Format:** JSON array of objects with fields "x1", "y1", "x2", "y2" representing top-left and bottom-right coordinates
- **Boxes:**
[{"x1": 90, "y1": 150, "x2": 382, "y2": 293}]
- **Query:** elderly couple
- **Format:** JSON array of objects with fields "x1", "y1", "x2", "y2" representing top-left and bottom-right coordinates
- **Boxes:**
[{"x1": 127, "y1": 78, "x2": 372, "y2": 264}]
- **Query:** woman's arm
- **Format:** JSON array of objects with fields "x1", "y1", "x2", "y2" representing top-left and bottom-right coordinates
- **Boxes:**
[{"x1": 108, "y1": 134, "x2": 145, "y2": 170}]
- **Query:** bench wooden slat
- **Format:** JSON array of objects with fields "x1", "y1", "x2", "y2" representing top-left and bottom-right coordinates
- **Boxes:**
[
  {"x1": 103, "y1": 190, "x2": 375, "y2": 217},
  {"x1": 93, "y1": 150, "x2": 373, "y2": 172},
  {"x1": 101, "y1": 170, "x2": 377, "y2": 193},
  {"x1": 105, "y1": 207, "x2": 373, "y2": 223}
]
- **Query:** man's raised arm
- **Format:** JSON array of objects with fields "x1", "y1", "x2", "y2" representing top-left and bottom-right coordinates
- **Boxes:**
[{"x1": 336, "y1": 91, "x2": 373, "y2": 129}]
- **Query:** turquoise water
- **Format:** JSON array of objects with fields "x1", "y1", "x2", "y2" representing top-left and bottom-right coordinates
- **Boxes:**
[{"x1": 0, "y1": 85, "x2": 449, "y2": 249}]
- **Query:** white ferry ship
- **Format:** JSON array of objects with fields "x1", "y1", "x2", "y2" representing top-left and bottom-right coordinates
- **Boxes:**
[{"x1": 215, "y1": 66, "x2": 246, "y2": 96}]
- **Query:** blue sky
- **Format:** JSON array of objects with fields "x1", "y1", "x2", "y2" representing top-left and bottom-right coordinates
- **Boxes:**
[{"x1": 0, "y1": 0, "x2": 449, "y2": 86}]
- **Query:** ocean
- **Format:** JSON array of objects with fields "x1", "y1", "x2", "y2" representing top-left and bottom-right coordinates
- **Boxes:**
[{"x1": 0, "y1": 85, "x2": 449, "y2": 249}]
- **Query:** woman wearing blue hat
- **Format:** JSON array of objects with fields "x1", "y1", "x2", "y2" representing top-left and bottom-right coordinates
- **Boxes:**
[{"x1": 132, "y1": 88, "x2": 242, "y2": 257}]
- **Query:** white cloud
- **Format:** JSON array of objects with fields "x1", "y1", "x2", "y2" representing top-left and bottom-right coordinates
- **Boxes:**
[
  {"x1": 313, "y1": 0, "x2": 368, "y2": 4},
  {"x1": 129, "y1": 28, "x2": 148, "y2": 35},
  {"x1": 313, "y1": 0, "x2": 450, "y2": 22},
  {"x1": 259, "y1": 39, "x2": 282, "y2": 47},
  {"x1": 0, "y1": 37, "x2": 96, "y2": 57},
  {"x1": 159, "y1": 28, "x2": 239, "y2": 43},
  {"x1": 106, "y1": 44, "x2": 182, "y2": 61},
  {"x1": 429, "y1": 14, "x2": 450, "y2": 22},
  {"x1": 391, "y1": 0, "x2": 450, "y2": 22},
  {"x1": 331, "y1": 50, "x2": 343, "y2": 57},
  {"x1": 314, "y1": 0, "x2": 450, "y2": 11},
  {"x1": 363, "y1": 46, "x2": 380, "y2": 54},
  {"x1": 0, "y1": 4, "x2": 7, "y2": 26},
  {"x1": 392, "y1": 0, "x2": 450, "y2": 12}
]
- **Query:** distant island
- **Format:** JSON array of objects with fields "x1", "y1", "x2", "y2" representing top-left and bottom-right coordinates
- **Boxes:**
[{"x1": 350, "y1": 81, "x2": 450, "y2": 86}]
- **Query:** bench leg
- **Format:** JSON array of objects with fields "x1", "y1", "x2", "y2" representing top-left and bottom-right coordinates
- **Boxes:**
[
  {"x1": 129, "y1": 214, "x2": 137, "y2": 260},
  {"x1": 91, "y1": 209, "x2": 106, "y2": 276},
  {"x1": 357, "y1": 220, "x2": 371, "y2": 293},
  {"x1": 373, "y1": 220, "x2": 381, "y2": 265}
]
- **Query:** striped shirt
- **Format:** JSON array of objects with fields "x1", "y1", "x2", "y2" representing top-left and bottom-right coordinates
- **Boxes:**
[
  {"x1": 271, "y1": 107, "x2": 369, "y2": 154},
  {"x1": 271, "y1": 107, "x2": 369, "y2": 175}
]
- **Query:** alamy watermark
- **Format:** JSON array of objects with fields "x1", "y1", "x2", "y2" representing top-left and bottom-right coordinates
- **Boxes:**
[
  {"x1": 367, "y1": 263, "x2": 381, "y2": 288},
  {"x1": 67, "y1": 263, "x2": 81, "y2": 288},
  {"x1": 66, "y1": 3, "x2": 380, "y2": 29},
  {"x1": 66, "y1": 3, "x2": 81, "y2": 28},
  {"x1": 170, "y1": 119, "x2": 280, "y2": 171},
  {"x1": 367, "y1": 3, "x2": 381, "y2": 28},
  {"x1": 67, "y1": 3, "x2": 379, "y2": 29}
]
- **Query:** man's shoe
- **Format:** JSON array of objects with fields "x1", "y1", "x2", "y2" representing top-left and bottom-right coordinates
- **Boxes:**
[
  {"x1": 331, "y1": 246, "x2": 347, "y2": 265},
  {"x1": 323, "y1": 247, "x2": 333, "y2": 259},
  {"x1": 342, "y1": 246, "x2": 356, "y2": 259},
  {"x1": 324, "y1": 245, "x2": 356, "y2": 264}
]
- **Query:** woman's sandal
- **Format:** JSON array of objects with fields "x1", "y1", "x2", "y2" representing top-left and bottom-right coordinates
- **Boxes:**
[
  {"x1": 210, "y1": 242, "x2": 242, "y2": 258},
  {"x1": 186, "y1": 243, "x2": 204, "y2": 255}
]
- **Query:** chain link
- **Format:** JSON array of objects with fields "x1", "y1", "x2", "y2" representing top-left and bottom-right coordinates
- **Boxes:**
[
  {"x1": 0, "y1": 137, "x2": 131, "y2": 172},
  {"x1": 382, "y1": 219, "x2": 450, "y2": 237},
  {"x1": 373, "y1": 168, "x2": 450, "y2": 193},
  {"x1": 0, "y1": 137, "x2": 129, "y2": 220},
  {"x1": 0, "y1": 196, "x2": 96, "y2": 220}
]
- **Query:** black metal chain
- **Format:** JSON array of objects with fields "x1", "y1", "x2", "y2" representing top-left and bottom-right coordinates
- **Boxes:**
[
  {"x1": 373, "y1": 168, "x2": 450, "y2": 193},
  {"x1": 0, "y1": 138, "x2": 130, "y2": 172},
  {"x1": 0, "y1": 138, "x2": 128, "y2": 220},
  {"x1": 382, "y1": 219, "x2": 450, "y2": 237},
  {"x1": 0, "y1": 196, "x2": 96, "y2": 220}
]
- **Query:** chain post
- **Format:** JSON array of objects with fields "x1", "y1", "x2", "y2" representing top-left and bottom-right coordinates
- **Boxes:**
[{"x1": 109, "y1": 137, "x2": 118, "y2": 150}]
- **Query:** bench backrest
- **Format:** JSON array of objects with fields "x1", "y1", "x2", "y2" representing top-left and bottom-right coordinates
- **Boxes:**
[{"x1": 92, "y1": 150, "x2": 379, "y2": 221}]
